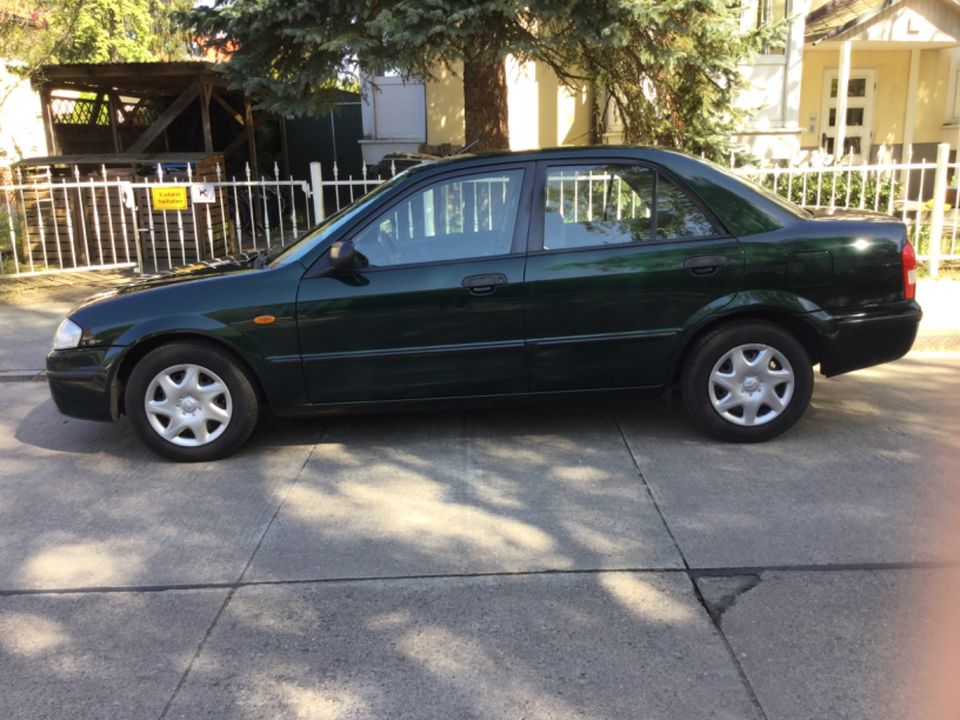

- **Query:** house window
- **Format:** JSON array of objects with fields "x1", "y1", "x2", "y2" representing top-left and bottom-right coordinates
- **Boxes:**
[{"x1": 756, "y1": 0, "x2": 787, "y2": 55}]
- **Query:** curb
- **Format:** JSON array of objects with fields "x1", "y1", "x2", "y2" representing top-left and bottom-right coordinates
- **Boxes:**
[
  {"x1": 0, "y1": 370, "x2": 46, "y2": 383},
  {"x1": 912, "y1": 332, "x2": 960, "y2": 352}
]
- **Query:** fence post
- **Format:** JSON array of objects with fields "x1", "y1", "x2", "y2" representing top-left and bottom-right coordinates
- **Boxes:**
[
  {"x1": 928, "y1": 143, "x2": 950, "y2": 279},
  {"x1": 309, "y1": 162, "x2": 324, "y2": 223}
]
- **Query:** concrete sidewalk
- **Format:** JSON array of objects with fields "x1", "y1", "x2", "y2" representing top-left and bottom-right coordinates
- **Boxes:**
[
  {"x1": 1, "y1": 269, "x2": 959, "y2": 719},
  {"x1": 0, "y1": 270, "x2": 133, "y2": 378},
  {"x1": 914, "y1": 278, "x2": 960, "y2": 350},
  {"x1": 0, "y1": 356, "x2": 957, "y2": 719}
]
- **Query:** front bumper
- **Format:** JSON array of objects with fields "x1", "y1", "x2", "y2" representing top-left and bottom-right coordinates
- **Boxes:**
[
  {"x1": 819, "y1": 301, "x2": 922, "y2": 377},
  {"x1": 46, "y1": 347, "x2": 123, "y2": 422}
]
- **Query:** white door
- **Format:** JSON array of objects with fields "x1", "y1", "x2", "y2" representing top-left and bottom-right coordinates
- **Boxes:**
[{"x1": 820, "y1": 69, "x2": 875, "y2": 161}]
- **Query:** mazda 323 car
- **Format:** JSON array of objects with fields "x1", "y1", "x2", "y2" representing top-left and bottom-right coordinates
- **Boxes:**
[{"x1": 47, "y1": 148, "x2": 922, "y2": 461}]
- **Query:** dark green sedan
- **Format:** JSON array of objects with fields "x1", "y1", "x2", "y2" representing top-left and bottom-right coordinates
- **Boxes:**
[{"x1": 47, "y1": 147, "x2": 922, "y2": 461}]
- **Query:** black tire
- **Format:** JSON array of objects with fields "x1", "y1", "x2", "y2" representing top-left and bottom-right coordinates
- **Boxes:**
[
  {"x1": 681, "y1": 321, "x2": 813, "y2": 443},
  {"x1": 124, "y1": 340, "x2": 260, "y2": 461}
]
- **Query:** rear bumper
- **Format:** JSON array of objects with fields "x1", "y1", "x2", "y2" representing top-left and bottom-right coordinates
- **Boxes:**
[
  {"x1": 819, "y1": 302, "x2": 922, "y2": 377},
  {"x1": 46, "y1": 347, "x2": 122, "y2": 422}
]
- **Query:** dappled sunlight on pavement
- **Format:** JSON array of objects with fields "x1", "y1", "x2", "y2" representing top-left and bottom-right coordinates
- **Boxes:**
[
  {"x1": 164, "y1": 575, "x2": 757, "y2": 720},
  {"x1": 245, "y1": 409, "x2": 683, "y2": 581},
  {"x1": 0, "y1": 353, "x2": 957, "y2": 718}
]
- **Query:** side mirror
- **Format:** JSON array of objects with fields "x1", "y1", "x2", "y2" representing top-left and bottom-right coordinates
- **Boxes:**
[{"x1": 328, "y1": 239, "x2": 356, "y2": 269}]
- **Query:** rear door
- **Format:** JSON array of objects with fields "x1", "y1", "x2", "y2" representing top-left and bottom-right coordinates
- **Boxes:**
[{"x1": 524, "y1": 161, "x2": 744, "y2": 391}]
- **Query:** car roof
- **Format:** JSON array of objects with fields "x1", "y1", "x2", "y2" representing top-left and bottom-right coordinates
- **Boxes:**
[{"x1": 404, "y1": 145, "x2": 690, "y2": 174}]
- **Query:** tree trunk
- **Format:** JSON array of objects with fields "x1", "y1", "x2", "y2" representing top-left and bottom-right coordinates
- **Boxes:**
[{"x1": 462, "y1": 38, "x2": 509, "y2": 151}]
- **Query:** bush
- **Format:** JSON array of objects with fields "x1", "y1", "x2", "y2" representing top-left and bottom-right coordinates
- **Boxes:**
[{"x1": 753, "y1": 168, "x2": 900, "y2": 212}]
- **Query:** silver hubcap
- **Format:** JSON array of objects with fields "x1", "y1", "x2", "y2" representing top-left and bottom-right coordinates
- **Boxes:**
[
  {"x1": 708, "y1": 344, "x2": 795, "y2": 427},
  {"x1": 144, "y1": 364, "x2": 232, "y2": 447}
]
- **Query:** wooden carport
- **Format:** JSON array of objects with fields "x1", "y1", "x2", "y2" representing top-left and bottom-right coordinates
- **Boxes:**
[{"x1": 35, "y1": 62, "x2": 274, "y2": 180}]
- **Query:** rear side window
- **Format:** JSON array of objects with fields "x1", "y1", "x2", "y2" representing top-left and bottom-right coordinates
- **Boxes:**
[
  {"x1": 542, "y1": 165, "x2": 717, "y2": 251},
  {"x1": 543, "y1": 166, "x2": 653, "y2": 250}
]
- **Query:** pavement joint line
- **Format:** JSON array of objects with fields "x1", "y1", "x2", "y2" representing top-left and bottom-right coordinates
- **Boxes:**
[
  {"x1": 156, "y1": 585, "x2": 236, "y2": 720},
  {"x1": 236, "y1": 424, "x2": 326, "y2": 584},
  {"x1": 615, "y1": 414, "x2": 770, "y2": 720},
  {"x1": 0, "y1": 562, "x2": 955, "y2": 599},
  {"x1": 155, "y1": 423, "x2": 326, "y2": 720}
]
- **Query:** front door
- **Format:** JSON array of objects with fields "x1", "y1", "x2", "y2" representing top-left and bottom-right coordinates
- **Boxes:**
[
  {"x1": 297, "y1": 165, "x2": 532, "y2": 404},
  {"x1": 820, "y1": 69, "x2": 875, "y2": 161},
  {"x1": 524, "y1": 162, "x2": 744, "y2": 391}
]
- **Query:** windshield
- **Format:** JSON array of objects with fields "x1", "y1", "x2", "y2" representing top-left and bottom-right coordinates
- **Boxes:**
[{"x1": 267, "y1": 171, "x2": 409, "y2": 267}]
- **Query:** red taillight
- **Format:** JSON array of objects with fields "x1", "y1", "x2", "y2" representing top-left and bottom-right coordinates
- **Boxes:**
[{"x1": 902, "y1": 240, "x2": 917, "y2": 300}]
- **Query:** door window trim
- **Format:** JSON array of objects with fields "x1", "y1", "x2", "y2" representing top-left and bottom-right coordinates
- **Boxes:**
[
  {"x1": 335, "y1": 162, "x2": 535, "y2": 273},
  {"x1": 528, "y1": 160, "x2": 729, "y2": 255}
]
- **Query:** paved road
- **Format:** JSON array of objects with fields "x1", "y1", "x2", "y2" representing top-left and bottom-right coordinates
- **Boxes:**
[
  {"x1": 0, "y1": 272, "x2": 132, "y2": 376},
  {"x1": 0, "y1": 353, "x2": 957, "y2": 719}
]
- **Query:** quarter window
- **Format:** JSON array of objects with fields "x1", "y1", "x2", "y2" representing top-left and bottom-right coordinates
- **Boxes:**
[
  {"x1": 542, "y1": 165, "x2": 716, "y2": 250},
  {"x1": 656, "y1": 175, "x2": 717, "y2": 240},
  {"x1": 353, "y1": 169, "x2": 524, "y2": 267}
]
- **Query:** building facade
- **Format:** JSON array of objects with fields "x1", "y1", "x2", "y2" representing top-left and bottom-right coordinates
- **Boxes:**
[{"x1": 358, "y1": 0, "x2": 960, "y2": 166}]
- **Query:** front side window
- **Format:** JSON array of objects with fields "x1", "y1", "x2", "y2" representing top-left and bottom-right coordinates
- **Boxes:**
[
  {"x1": 542, "y1": 165, "x2": 716, "y2": 251},
  {"x1": 353, "y1": 169, "x2": 524, "y2": 267}
]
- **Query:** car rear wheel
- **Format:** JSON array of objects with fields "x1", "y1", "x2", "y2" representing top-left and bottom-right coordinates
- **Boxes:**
[
  {"x1": 125, "y1": 341, "x2": 259, "y2": 461},
  {"x1": 681, "y1": 321, "x2": 813, "y2": 442}
]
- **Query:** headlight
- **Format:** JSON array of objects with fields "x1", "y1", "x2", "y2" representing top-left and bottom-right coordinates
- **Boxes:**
[{"x1": 52, "y1": 318, "x2": 83, "y2": 350}]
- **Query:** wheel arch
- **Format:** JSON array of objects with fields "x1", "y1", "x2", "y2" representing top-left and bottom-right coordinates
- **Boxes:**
[
  {"x1": 112, "y1": 331, "x2": 269, "y2": 418},
  {"x1": 669, "y1": 309, "x2": 824, "y2": 386}
]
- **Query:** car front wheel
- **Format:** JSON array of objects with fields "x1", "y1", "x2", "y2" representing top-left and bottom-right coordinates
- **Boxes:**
[
  {"x1": 125, "y1": 341, "x2": 260, "y2": 461},
  {"x1": 681, "y1": 321, "x2": 813, "y2": 442}
]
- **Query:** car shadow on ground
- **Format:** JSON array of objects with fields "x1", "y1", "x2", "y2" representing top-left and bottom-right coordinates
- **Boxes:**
[{"x1": 13, "y1": 391, "x2": 693, "y2": 459}]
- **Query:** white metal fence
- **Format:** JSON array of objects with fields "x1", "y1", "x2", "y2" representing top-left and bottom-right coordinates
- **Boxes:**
[
  {"x1": 2, "y1": 146, "x2": 957, "y2": 278},
  {"x1": 0, "y1": 162, "x2": 313, "y2": 277},
  {"x1": 732, "y1": 142, "x2": 958, "y2": 277},
  {"x1": 308, "y1": 160, "x2": 398, "y2": 222}
]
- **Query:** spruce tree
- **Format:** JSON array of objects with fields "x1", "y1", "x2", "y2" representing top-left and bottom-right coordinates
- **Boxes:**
[{"x1": 187, "y1": 0, "x2": 786, "y2": 158}]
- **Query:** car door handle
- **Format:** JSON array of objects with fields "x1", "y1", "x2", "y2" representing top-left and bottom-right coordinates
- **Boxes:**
[
  {"x1": 462, "y1": 273, "x2": 508, "y2": 294},
  {"x1": 683, "y1": 255, "x2": 727, "y2": 275}
]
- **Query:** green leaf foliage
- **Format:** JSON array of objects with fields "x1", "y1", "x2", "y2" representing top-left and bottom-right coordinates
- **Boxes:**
[
  {"x1": 2, "y1": 0, "x2": 193, "y2": 76},
  {"x1": 186, "y1": 0, "x2": 788, "y2": 157}
]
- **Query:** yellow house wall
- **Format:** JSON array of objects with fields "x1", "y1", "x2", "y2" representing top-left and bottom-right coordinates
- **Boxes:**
[
  {"x1": 799, "y1": 49, "x2": 912, "y2": 149},
  {"x1": 425, "y1": 63, "x2": 465, "y2": 146},
  {"x1": 424, "y1": 58, "x2": 592, "y2": 150},
  {"x1": 799, "y1": 47, "x2": 951, "y2": 152},
  {"x1": 915, "y1": 48, "x2": 951, "y2": 143},
  {"x1": 508, "y1": 59, "x2": 592, "y2": 150}
]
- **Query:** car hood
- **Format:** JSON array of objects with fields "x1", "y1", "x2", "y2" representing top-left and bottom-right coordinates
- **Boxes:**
[{"x1": 71, "y1": 256, "x2": 257, "y2": 312}]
